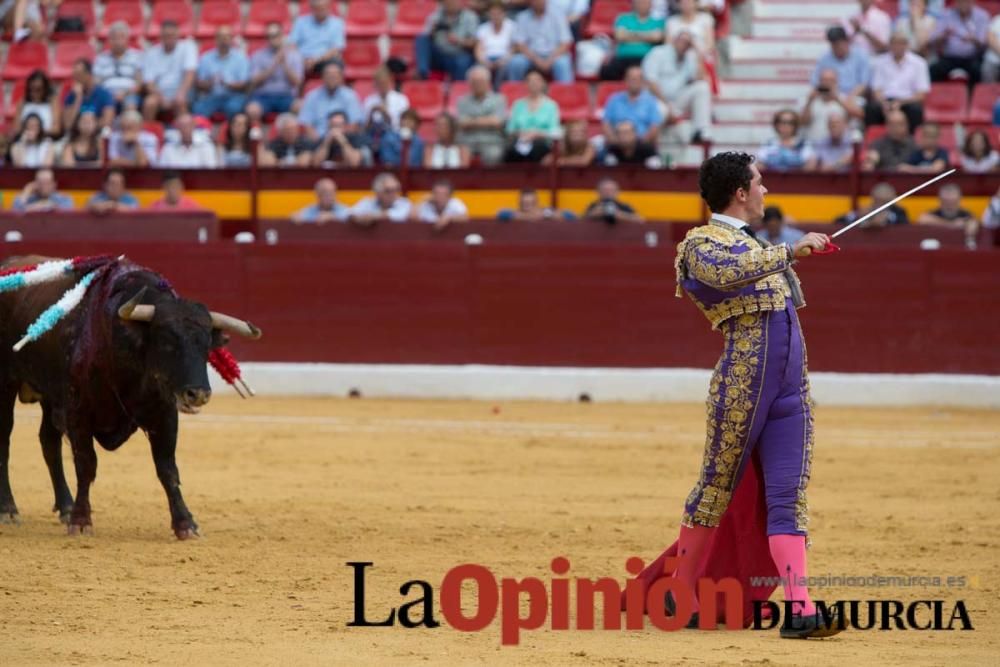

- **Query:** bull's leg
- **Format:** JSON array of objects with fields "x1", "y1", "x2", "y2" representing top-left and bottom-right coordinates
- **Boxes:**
[
  {"x1": 0, "y1": 384, "x2": 19, "y2": 524},
  {"x1": 40, "y1": 401, "x2": 73, "y2": 524},
  {"x1": 147, "y1": 410, "x2": 198, "y2": 540},
  {"x1": 67, "y1": 431, "x2": 97, "y2": 535}
]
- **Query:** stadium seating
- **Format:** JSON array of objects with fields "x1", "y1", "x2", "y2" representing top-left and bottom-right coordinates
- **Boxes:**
[
  {"x1": 391, "y1": 0, "x2": 437, "y2": 38},
  {"x1": 967, "y1": 84, "x2": 1000, "y2": 124},
  {"x1": 196, "y1": 0, "x2": 242, "y2": 39},
  {"x1": 499, "y1": 81, "x2": 528, "y2": 108},
  {"x1": 924, "y1": 82, "x2": 968, "y2": 124},
  {"x1": 99, "y1": 0, "x2": 145, "y2": 40},
  {"x1": 50, "y1": 39, "x2": 96, "y2": 80},
  {"x1": 593, "y1": 82, "x2": 626, "y2": 120},
  {"x1": 353, "y1": 79, "x2": 376, "y2": 104},
  {"x1": 52, "y1": 1, "x2": 96, "y2": 41},
  {"x1": 548, "y1": 83, "x2": 591, "y2": 122},
  {"x1": 401, "y1": 80, "x2": 445, "y2": 121},
  {"x1": 343, "y1": 40, "x2": 383, "y2": 81},
  {"x1": 147, "y1": 1, "x2": 195, "y2": 39},
  {"x1": 346, "y1": 2, "x2": 390, "y2": 38},
  {"x1": 1, "y1": 41, "x2": 49, "y2": 81},
  {"x1": 584, "y1": 0, "x2": 630, "y2": 38},
  {"x1": 447, "y1": 81, "x2": 470, "y2": 114},
  {"x1": 387, "y1": 38, "x2": 417, "y2": 77},
  {"x1": 244, "y1": 1, "x2": 292, "y2": 38}
]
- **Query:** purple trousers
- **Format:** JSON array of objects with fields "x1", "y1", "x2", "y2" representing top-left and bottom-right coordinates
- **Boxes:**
[{"x1": 682, "y1": 300, "x2": 813, "y2": 536}]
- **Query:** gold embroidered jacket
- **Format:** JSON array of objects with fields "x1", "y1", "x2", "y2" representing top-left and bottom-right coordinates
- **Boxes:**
[{"x1": 675, "y1": 220, "x2": 803, "y2": 329}]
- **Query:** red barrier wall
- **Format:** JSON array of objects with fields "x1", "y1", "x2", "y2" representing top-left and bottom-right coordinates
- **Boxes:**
[{"x1": 7, "y1": 239, "x2": 1000, "y2": 375}]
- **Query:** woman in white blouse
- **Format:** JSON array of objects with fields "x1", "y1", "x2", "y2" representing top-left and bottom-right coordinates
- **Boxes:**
[
  {"x1": 959, "y1": 130, "x2": 999, "y2": 173},
  {"x1": 10, "y1": 113, "x2": 54, "y2": 168},
  {"x1": 16, "y1": 69, "x2": 61, "y2": 137},
  {"x1": 475, "y1": 1, "x2": 515, "y2": 83},
  {"x1": 892, "y1": 0, "x2": 935, "y2": 57},
  {"x1": 666, "y1": 0, "x2": 716, "y2": 56},
  {"x1": 425, "y1": 113, "x2": 470, "y2": 169}
]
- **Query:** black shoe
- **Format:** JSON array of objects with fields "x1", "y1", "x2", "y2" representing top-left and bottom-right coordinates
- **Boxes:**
[
  {"x1": 779, "y1": 610, "x2": 847, "y2": 639},
  {"x1": 664, "y1": 591, "x2": 700, "y2": 629}
]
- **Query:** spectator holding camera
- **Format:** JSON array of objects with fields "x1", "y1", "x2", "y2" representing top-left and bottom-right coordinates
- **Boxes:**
[
  {"x1": 799, "y1": 68, "x2": 863, "y2": 143},
  {"x1": 583, "y1": 177, "x2": 644, "y2": 224}
]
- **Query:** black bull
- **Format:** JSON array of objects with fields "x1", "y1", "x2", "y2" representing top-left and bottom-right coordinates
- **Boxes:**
[{"x1": 0, "y1": 256, "x2": 261, "y2": 539}]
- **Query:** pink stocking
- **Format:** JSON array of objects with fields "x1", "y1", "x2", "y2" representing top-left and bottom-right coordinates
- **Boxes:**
[
  {"x1": 768, "y1": 534, "x2": 816, "y2": 616},
  {"x1": 674, "y1": 524, "x2": 717, "y2": 611}
]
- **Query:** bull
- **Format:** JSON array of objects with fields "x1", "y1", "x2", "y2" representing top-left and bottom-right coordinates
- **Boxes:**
[{"x1": 0, "y1": 256, "x2": 261, "y2": 539}]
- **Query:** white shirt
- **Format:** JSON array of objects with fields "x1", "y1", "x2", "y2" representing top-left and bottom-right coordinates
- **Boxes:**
[
  {"x1": 666, "y1": 14, "x2": 715, "y2": 52},
  {"x1": 842, "y1": 6, "x2": 893, "y2": 57},
  {"x1": 711, "y1": 213, "x2": 750, "y2": 230},
  {"x1": 349, "y1": 196, "x2": 413, "y2": 222},
  {"x1": 417, "y1": 197, "x2": 468, "y2": 223},
  {"x1": 158, "y1": 139, "x2": 218, "y2": 168},
  {"x1": 142, "y1": 39, "x2": 198, "y2": 99},
  {"x1": 362, "y1": 90, "x2": 410, "y2": 129},
  {"x1": 870, "y1": 51, "x2": 930, "y2": 100},
  {"x1": 476, "y1": 19, "x2": 515, "y2": 60}
]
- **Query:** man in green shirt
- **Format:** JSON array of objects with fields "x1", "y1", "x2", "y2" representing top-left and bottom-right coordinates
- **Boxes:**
[{"x1": 600, "y1": 0, "x2": 665, "y2": 80}]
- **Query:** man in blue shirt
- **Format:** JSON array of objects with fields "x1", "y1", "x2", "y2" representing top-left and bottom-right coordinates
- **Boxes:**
[
  {"x1": 63, "y1": 59, "x2": 116, "y2": 131},
  {"x1": 297, "y1": 62, "x2": 363, "y2": 141},
  {"x1": 85, "y1": 168, "x2": 140, "y2": 214},
  {"x1": 290, "y1": 0, "x2": 346, "y2": 75},
  {"x1": 192, "y1": 26, "x2": 251, "y2": 119},
  {"x1": 602, "y1": 65, "x2": 664, "y2": 146},
  {"x1": 12, "y1": 169, "x2": 75, "y2": 212},
  {"x1": 292, "y1": 178, "x2": 350, "y2": 223},
  {"x1": 811, "y1": 26, "x2": 870, "y2": 99}
]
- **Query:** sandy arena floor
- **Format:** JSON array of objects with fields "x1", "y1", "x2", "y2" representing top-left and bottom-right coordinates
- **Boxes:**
[{"x1": 0, "y1": 396, "x2": 997, "y2": 666}]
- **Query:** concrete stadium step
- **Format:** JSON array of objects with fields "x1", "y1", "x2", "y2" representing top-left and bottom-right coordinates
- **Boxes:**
[
  {"x1": 714, "y1": 98, "x2": 800, "y2": 122},
  {"x1": 751, "y1": 18, "x2": 833, "y2": 39},
  {"x1": 718, "y1": 80, "x2": 812, "y2": 101},
  {"x1": 727, "y1": 59, "x2": 816, "y2": 81},
  {"x1": 728, "y1": 36, "x2": 829, "y2": 61},
  {"x1": 709, "y1": 122, "x2": 776, "y2": 144},
  {"x1": 753, "y1": 0, "x2": 854, "y2": 20}
]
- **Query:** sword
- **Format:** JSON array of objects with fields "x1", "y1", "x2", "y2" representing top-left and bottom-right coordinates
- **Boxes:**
[{"x1": 832, "y1": 168, "x2": 957, "y2": 239}]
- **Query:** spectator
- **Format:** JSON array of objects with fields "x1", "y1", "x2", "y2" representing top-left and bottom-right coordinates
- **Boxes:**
[
  {"x1": 94, "y1": 22, "x2": 143, "y2": 111},
  {"x1": 600, "y1": 0, "x2": 665, "y2": 81},
  {"x1": 642, "y1": 30, "x2": 712, "y2": 143},
  {"x1": 1, "y1": 0, "x2": 45, "y2": 42},
  {"x1": 362, "y1": 104, "x2": 400, "y2": 166},
  {"x1": 142, "y1": 20, "x2": 197, "y2": 121},
  {"x1": 929, "y1": 0, "x2": 990, "y2": 83},
  {"x1": 312, "y1": 111, "x2": 366, "y2": 167},
  {"x1": 959, "y1": 129, "x2": 999, "y2": 172},
  {"x1": 497, "y1": 188, "x2": 575, "y2": 221},
  {"x1": 298, "y1": 62, "x2": 363, "y2": 142},
  {"x1": 290, "y1": 0, "x2": 346, "y2": 75},
  {"x1": 757, "y1": 206, "x2": 805, "y2": 244},
  {"x1": 548, "y1": 0, "x2": 589, "y2": 39},
  {"x1": 865, "y1": 31, "x2": 931, "y2": 131},
  {"x1": 109, "y1": 110, "x2": 159, "y2": 167},
  {"x1": 86, "y1": 168, "x2": 139, "y2": 214},
  {"x1": 835, "y1": 182, "x2": 909, "y2": 227},
  {"x1": 417, "y1": 0, "x2": 478, "y2": 81},
  {"x1": 583, "y1": 178, "x2": 644, "y2": 224},
  {"x1": 666, "y1": 0, "x2": 715, "y2": 56},
  {"x1": 863, "y1": 110, "x2": 917, "y2": 170},
  {"x1": 811, "y1": 114, "x2": 856, "y2": 172},
  {"x1": 12, "y1": 169, "x2": 74, "y2": 212},
  {"x1": 16, "y1": 70, "x2": 60, "y2": 137},
  {"x1": 842, "y1": 0, "x2": 892, "y2": 56},
  {"x1": 413, "y1": 179, "x2": 470, "y2": 231},
  {"x1": 247, "y1": 22, "x2": 304, "y2": 122},
  {"x1": 982, "y1": 7, "x2": 1000, "y2": 82},
  {"x1": 456, "y1": 65, "x2": 507, "y2": 166},
  {"x1": 10, "y1": 114, "x2": 54, "y2": 168},
  {"x1": 506, "y1": 0, "x2": 575, "y2": 83},
  {"x1": 192, "y1": 26, "x2": 251, "y2": 120},
  {"x1": 158, "y1": 113, "x2": 218, "y2": 168},
  {"x1": 603, "y1": 65, "x2": 664, "y2": 147},
  {"x1": 60, "y1": 110, "x2": 103, "y2": 167},
  {"x1": 397, "y1": 109, "x2": 426, "y2": 167},
  {"x1": 63, "y1": 59, "x2": 116, "y2": 131},
  {"x1": 542, "y1": 120, "x2": 596, "y2": 166},
  {"x1": 504, "y1": 69, "x2": 561, "y2": 162},
  {"x1": 348, "y1": 173, "x2": 413, "y2": 224},
  {"x1": 899, "y1": 122, "x2": 949, "y2": 173},
  {"x1": 219, "y1": 112, "x2": 254, "y2": 167},
  {"x1": 603, "y1": 120, "x2": 661, "y2": 166},
  {"x1": 475, "y1": 1, "x2": 515, "y2": 83},
  {"x1": 293, "y1": 178, "x2": 349, "y2": 223},
  {"x1": 800, "y1": 68, "x2": 863, "y2": 143},
  {"x1": 982, "y1": 183, "x2": 1000, "y2": 229},
  {"x1": 897, "y1": 0, "x2": 944, "y2": 18},
  {"x1": 894, "y1": 0, "x2": 936, "y2": 57},
  {"x1": 757, "y1": 109, "x2": 816, "y2": 171},
  {"x1": 424, "y1": 113, "x2": 470, "y2": 168},
  {"x1": 149, "y1": 172, "x2": 203, "y2": 211},
  {"x1": 812, "y1": 26, "x2": 871, "y2": 98},
  {"x1": 917, "y1": 183, "x2": 978, "y2": 246},
  {"x1": 363, "y1": 66, "x2": 410, "y2": 130},
  {"x1": 260, "y1": 113, "x2": 314, "y2": 167}
]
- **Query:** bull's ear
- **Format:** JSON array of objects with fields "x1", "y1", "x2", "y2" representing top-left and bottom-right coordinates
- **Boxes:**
[{"x1": 211, "y1": 329, "x2": 230, "y2": 349}]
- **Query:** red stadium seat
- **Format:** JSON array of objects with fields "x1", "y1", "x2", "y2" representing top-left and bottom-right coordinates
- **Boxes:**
[
  {"x1": 50, "y1": 39, "x2": 96, "y2": 80},
  {"x1": 196, "y1": 0, "x2": 242, "y2": 38},
  {"x1": 446, "y1": 81, "x2": 469, "y2": 113},
  {"x1": 391, "y1": 0, "x2": 436, "y2": 37},
  {"x1": 244, "y1": 1, "x2": 291, "y2": 38},
  {"x1": 388, "y1": 38, "x2": 416, "y2": 77},
  {"x1": 1, "y1": 41, "x2": 49, "y2": 81},
  {"x1": 143, "y1": 121, "x2": 165, "y2": 145},
  {"x1": 346, "y1": 2, "x2": 389, "y2": 38},
  {"x1": 862, "y1": 124, "x2": 887, "y2": 151},
  {"x1": 924, "y1": 82, "x2": 968, "y2": 124},
  {"x1": 401, "y1": 80, "x2": 445, "y2": 121},
  {"x1": 303, "y1": 79, "x2": 323, "y2": 96},
  {"x1": 967, "y1": 83, "x2": 1000, "y2": 123},
  {"x1": 343, "y1": 40, "x2": 382, "y2": 81},
  {"x1": 53, "y1": 1, "x2": 96, "y2": 40},
  {"x1": 593, "y1": 82, "x2": 626, "y2": 120},
  {"x1": 99, "y1": 0, "x2": 144, "y2": 39},
  {"x1": 499, "y1": 81, "x2": 528, "y2": 108},
  {"x1": 353, "y1": 79, "x2": 375, "y2": 104},
  {"x1": 584, "y1": 0, "x2": 631, "y2": 38},
  {"x1": 147, "y1": 1, "x2": 195, "y2": 39},
  {"x1": 548, "y1": 82, "x2": 591, "y2": 122}
]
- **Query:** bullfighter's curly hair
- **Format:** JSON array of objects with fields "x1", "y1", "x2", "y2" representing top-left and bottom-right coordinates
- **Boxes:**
[{"x1": 699, "y1": 152, "x2": 755, "y2": 214}]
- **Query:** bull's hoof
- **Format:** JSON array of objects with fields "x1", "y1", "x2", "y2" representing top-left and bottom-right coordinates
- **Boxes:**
[
  {"x1": 0, "y1": 511, "x2": 21, "y2": 525},
  {"x1": 57, "y1": 511, "x2": 73, "y2": 526},
  {"x1": 67, "y1": 519, "x2": 93, "y2": 536},
  {"x1": 173, "y1": 519, "x2": 200, "y2": 541}
]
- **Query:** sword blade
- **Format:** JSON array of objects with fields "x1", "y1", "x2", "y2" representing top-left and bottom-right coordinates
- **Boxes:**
[{"x1": 831, "y1": 168, "x2": 957, "y2": 239}]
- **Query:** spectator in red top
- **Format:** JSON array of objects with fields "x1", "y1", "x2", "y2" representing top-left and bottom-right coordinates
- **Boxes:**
[{"x1": 149, "y1": 171, "x2": 203, "y2": 210}]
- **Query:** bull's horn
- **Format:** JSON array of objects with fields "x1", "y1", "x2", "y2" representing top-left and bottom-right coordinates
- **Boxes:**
[
  {"x1": 118, "y1": 288, "x2": 155, "y2": 321},
  {"x1": 210, "y1": 312, "x2": 262, "y2": 339}
]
